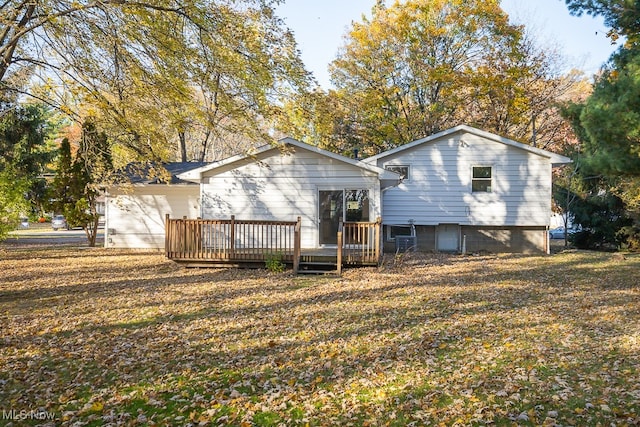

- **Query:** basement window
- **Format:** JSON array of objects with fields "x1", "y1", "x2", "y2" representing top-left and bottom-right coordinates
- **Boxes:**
[{"x1": 386, "y1": 225, "x2": 412, "y2": 241}]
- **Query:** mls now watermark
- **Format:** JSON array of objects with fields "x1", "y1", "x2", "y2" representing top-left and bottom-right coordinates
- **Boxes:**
[{"x1": 2, "y1": 409, "x2": 56, "y2": 421}]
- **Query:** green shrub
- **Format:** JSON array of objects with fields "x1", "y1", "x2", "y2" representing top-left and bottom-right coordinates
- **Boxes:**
[
  {"x1": 265, "y1": 252, "x2": 285, "y2": 273},
  {"x1": 617, "y1": 225, "x2": 640, "y2": 251}
]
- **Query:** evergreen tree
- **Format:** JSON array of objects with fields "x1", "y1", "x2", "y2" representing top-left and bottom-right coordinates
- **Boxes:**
[
  {"x1": 562, "y1": 0, "x2": 640, "y2": 249},
  {"x1": 51, "y1": 138, "x2": 74, "y2": 215},
  {"x1": 52, "y1": 120, "x2": 113, "y2": 247},
  {"x1": 0, "y1": 104, "x2": 55, "y2": 239}
]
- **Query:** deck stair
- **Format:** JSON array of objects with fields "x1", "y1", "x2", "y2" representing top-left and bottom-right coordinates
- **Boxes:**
[
  {"x1": 297, "y1": 253, "x2": 339, "y2": 275},
  {"x1": 296, "y1": 261, "x2": 338, "y2": 275}
]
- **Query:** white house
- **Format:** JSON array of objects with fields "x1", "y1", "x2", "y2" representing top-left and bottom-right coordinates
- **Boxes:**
[
  {"x1": 363, "y1": 125, "x2": 572, "y2": 253},
  {"x1": 176, "y1": 138, "x2": 399, "y2": 249},
  {"x1": 105, "y1": 126, "x2": 571, "y2": 254}
]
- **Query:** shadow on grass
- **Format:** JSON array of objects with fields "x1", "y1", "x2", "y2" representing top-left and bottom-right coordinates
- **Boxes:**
[{"x1": 1, "y1": 248, "x2": 639, "y2": 425}]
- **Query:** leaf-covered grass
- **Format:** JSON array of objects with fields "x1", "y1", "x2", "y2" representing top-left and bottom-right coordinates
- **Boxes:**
[{"x1": 1, "y1": 247, "x2": 639, "y2": 426}]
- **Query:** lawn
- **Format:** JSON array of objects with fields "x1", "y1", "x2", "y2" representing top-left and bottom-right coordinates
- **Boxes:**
[{"x1": 1, "y1": 247, "x2": 639, "y2": 426}]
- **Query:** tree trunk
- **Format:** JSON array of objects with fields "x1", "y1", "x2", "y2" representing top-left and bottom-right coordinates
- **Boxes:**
[
  {"x1": 179, "y1": 131, "x2": 187, "y2": 162},
  {"x1": 84, "y1": 214, "x2": 100, "y2": 247},
  {"x1": 199, "y1": 131, "x2": 211, "y2": 163}
]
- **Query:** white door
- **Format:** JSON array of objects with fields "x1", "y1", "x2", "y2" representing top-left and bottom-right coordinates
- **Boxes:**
[{"x1": 437, "y1": 224, "x2": 459, "y2": 252}]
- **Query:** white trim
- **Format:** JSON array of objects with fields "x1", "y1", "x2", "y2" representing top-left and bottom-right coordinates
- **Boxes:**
[{"x1": 363, "y1": 125, "x2": 572, "y2": 166}]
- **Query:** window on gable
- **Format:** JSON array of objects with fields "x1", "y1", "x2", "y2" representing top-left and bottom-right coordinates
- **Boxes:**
[
  {"x1": 385, "y1": 165, "x2": 410, "y2": 180},
  {"x1": 472, "y1": 166, "x2": 492, "y2": 192}
]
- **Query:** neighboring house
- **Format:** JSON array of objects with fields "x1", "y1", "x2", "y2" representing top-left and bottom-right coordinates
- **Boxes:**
[
  {"x1": 362, "y1": 125, "x2": 572, "y2": 253},
  {"x1": 104, "y1": 162, "x2": 207, "y2": 249},
  {"x1": 105, "y1": 125, "x2": 571, "y2": 254},
  {"x1": 177, "y1": 138, "x2": 399, "y2": 249}
]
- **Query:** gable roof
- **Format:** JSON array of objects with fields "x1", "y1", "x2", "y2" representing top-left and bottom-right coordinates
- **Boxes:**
[
  {"x1": 363, "y1": 125, "x2": 572, "y2": 166},
  {"x1": 123, "y1": 162, "x2": 209, "y2": 185},
  {"x1": 177, "y1": 137, "x2": 399, "y2": 182}
]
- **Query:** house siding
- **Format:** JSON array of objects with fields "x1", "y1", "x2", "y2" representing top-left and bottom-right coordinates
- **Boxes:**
[
  {"x1": 374, "y1": 132, "x2": 552, "y2": 228},
  {"x1": 200, "y1": 147, "x2": 381, "y2": 248},
  {"x1": 105, "y1": 185, "x2": 200, "y2": 249}
]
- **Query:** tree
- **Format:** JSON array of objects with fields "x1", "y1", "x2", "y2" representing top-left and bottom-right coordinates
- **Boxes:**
[
  {"x1": 564, "y1": 0, "x2": 640, "y2": 45},
  {"x1": 0, "y1": 105, "x2": 54, "y2": 180},
  {"x1": 0, "y1": 170, "x2": 29, "y2": 240},
  {"x1": 465, "y1": 32, "x2": 585, "y2": 152},
  {"x1": 52, "y1": 120, "x2": 113, "y2": 246},
  {"x1": 561, "y1": 0, "x2": 640, "y2": 249},
  {"x1": 552, "y1": 162, "x2": 585, "y2": 246},
  {"x1": 573, "y1": 52, "x2": 640, "y2": 185},
  {"x1": 287, "y1": 0, "x2": 579, "y2": 155},
  {"x1": 50, "y1": 138, "x2": 75, "y2": 215},
  {"x1": 569, "y1": 176, "x2": 633, "y2": 250},
  {"x1": 0, "y1": 104, "x2": 56, "y2": 238},
  {"x1": 279, "y1": 89, "x2": 364, "y2": 155},
  {"x1": 329, "y1": 0, "x2": 519, "y2": 151},
  {"x1": 1, "y1": 0, "x2": 310, "y2": 164}
]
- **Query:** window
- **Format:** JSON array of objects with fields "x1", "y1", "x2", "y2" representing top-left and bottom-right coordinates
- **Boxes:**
[
  {"x1": 344, "y1": 189, "x2": 370, "y2": 222},
  {"x1": 472, "y1": 166, "x2": 492, "y2": 192},
  {"x1": 385, "y1": 165, "x2": 410, "y2": 180},
  {"x1": 386, "y1": 225, "x2": 412, "y2": 241}
]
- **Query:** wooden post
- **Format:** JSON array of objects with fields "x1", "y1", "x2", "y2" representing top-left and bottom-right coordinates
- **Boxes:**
[
  {"x1": 165, "y1": 214, "x2": 170, "y2": 257},
  {"x1": 337, "y1": 219, "x2": 343, "y2": 276},
  {"x1": 230, "y1": 215, "x2": 235, "y2": 259},
  {"x1": 376, "y1": 217, "x2": 382, "y2": 265},
  {"x1": 293, "y1": 216, "x2": 301, "y2": 273},
  {"x1": 164, "y1": 214, "x2": 169, "y2": 258},
  {"x1": 182, "y1": 216, "x2": 189, "y2": 258}
]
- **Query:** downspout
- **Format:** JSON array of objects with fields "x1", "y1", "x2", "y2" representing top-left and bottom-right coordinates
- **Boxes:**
[{"x1": 104, "y1": 188, "x2": 110, "y2": 248}]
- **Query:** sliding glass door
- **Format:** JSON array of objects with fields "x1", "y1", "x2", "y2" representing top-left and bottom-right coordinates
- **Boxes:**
[{"x1": 318, "y1": 189, "x2": 369, "y2": 245}]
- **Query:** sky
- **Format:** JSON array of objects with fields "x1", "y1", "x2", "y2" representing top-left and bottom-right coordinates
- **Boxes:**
[{"x1": 276, "y1": 0, "x2": 620, "y2": 89}]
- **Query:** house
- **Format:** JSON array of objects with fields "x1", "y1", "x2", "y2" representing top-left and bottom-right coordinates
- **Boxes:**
[
  {"x1": 362, "y1": 125, "x2": 572, "y2": 253},
  {"x1": 176, "y1": 138, "x2": 399, "y2": 250},
  {"x1": 104, "y1": 162, "x2": 207, "y2": 249},
  {"x1": 105, "y1": 125, "x2": 571, "y2": 257}
]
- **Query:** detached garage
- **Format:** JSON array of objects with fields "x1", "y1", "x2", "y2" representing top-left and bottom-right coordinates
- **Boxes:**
[{"x1": 104, "y1": 163, "x2": 206, "y2": 249}]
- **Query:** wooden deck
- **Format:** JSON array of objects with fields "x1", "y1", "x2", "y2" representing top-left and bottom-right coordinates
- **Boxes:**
[{"x1": 165, "y1": 216, "x2": 382, "y2": 274}]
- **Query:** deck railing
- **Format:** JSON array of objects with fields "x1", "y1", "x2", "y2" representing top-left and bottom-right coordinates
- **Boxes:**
[
  {"x1": 337, "y1": 217, "x2": 382, "y2": 274},
  {"x1": 165, "y1": 215, "x2": 301, "y2": 271},
  {"x1": 166, "y1": 215, "x2": 382, "y2": 273}
]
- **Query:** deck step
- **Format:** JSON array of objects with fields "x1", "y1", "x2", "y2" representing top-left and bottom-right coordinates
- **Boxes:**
[
  {"x1": 299, "y1": 261, "x2": 337, "y2": 266},
  {"x1": 297, "y1": 269, "x2": 338, "y2": 275},
  {"x1": 297, "y1": 261, "x2": 338, "y2": 275}
]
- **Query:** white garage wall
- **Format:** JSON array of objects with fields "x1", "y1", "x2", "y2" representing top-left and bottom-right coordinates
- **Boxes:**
[{"x1": 105, "y1": 185, "x2": 200, "y2": 249}]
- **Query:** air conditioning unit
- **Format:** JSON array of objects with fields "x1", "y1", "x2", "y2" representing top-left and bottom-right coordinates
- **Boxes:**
[{"x1": 395, "y1": 235, "x2": 416, "y2": 253}]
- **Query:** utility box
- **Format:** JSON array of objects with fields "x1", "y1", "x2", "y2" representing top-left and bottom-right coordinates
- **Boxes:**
[{"x1": 395, "y1": 235, "x2": 416, "y2": 253}]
